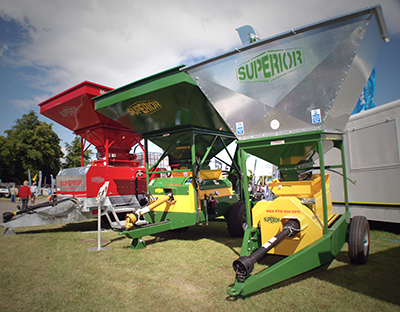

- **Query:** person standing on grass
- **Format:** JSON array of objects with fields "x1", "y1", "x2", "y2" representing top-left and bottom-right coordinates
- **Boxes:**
[
  {"x1": 19, "y1": 181, "x2": 33, "y2": 210},
  {"x1": 30, "y1": 182, "x2": 38, "y2": 204},
  {"x1": 10, "y1": 184, "x2": 18, "y2": 203}
]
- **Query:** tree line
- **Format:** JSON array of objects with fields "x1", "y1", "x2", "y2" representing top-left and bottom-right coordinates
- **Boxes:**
[{"x1": 0, "y1": 111, "x2": 93, "y2": 185}]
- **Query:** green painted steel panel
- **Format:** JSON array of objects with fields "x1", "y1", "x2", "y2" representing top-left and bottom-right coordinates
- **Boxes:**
[
  {"x1": 94, "y1": 66, "x2": 235, "y2": 160},
  {"x1": 148, "y1": 177, "x2": 192, "y2": 196},
  {"x1": 237, "y1": 130, "x2": 344, "y2": 166},
  {"x1": 202, "y1": 195, "x2": 239, "y2": 216},
  {"x1": 147, "y1": 210, "x2": 198, "y2": 226},
  {"x1": 228, "y1": 233, "x2": 333, "y2": 296},
  {"x1": 123, "y1": 221, "x2": 173, "y2": 239},
  {"x1": 94, "y1": 66, "x2": 232, "y2": 136},
  {"x1": 329, "y1": 212, "x2": 350, "y2": 256},
  {"x1": 148, "y1": 130, "x2": 234, "y2": 164},
  {"x1": 199, "y1": 179, "x2": 232, "y2": 190},
  {"x1": 119, "y1": 211, "x2": 200, "y2": 240}
]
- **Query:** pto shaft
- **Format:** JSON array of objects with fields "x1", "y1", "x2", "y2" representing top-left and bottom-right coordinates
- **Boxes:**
[
  {"x1": 125, "y1": 192, "x2": 174, "y2": 229},
  {"x1": 233, "y1": 219, "x2": 300, "y2": 282}
]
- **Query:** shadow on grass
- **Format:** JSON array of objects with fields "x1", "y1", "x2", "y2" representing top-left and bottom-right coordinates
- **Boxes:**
[
  {"x1": 228, "y1": 246, "x2": 400, "y2": 307},
  {"x1": 102, "y1": 235, "x2": 126, "y2": 247},
  {"x1": 8, "y1": 218, "x2": 244, "y2": 252},
  {"x1": 109, "y1": 219, "x2": 244, "y2": 254},
  {"x1": 133, "y1": 219, "x2": 244, "y2": 251},
  {"x1": 370, "y1": 220, "x2": 400, "y2": 234}
]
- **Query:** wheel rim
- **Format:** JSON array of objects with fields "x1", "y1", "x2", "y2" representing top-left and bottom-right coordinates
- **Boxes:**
[
  {"x1": 242, "y1": 212, "x2": 248, "y2": 231},
  {"x1": 363, "y1": 227, "x2": 369, "y2": 256}
]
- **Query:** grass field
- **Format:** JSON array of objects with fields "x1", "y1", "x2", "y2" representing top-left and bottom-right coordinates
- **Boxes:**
[{"x1": 0, "y1": 219, "x2": 399, "y2": 311}]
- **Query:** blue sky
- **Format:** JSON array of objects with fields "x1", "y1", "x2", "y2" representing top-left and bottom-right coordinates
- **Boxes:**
[{"x1": 1, "y1": 0, "x2": 399, "y2": 166}]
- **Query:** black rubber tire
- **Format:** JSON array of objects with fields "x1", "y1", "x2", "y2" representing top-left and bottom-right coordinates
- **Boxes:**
[
  {"x1": 348, "y1": 215, "x2": 370, "y2": 265},
  {"x1": 226, "y1": 201, "x2": 247, "y2": 237}
]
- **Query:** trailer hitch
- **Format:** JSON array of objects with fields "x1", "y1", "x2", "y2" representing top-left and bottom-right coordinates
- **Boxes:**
[{"x1": 233, "y1": 219, "x2": 300, "y2": 282}]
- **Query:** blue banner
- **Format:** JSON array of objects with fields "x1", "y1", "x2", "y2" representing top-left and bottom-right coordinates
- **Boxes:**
[{"x1": 352, "y1": 68, "x2": 376, "y2": 115}]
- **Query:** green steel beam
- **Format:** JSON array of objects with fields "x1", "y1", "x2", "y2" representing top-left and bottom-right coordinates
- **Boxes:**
[
  {"x1": 228, "y1": 213, "x2": 349, "y2": 297},
  {"x1": 200, "y1": 135, "x2": 219, "y2": 167},
  {"x1": 148, "y1": 132, "x2": 192, "y2": 172},
  {"x1": 239, "y1": 148, "x2": 252, "y2": 232},
  {"x1": 317, "y1": 138, "x2": 329, "y2": 234},
  {"x1": 339, "y1": 140, "x2": 350, "y2": 213},
  {"x1": 145, "y1": 139, "x2": 150, "y2": 186}
]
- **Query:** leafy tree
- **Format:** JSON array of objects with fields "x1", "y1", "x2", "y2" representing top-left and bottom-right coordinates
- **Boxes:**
[
  {"x1": 63, "y1": 136, "x2": 94, "y2": 168},
  {"x1": 247, "y1": 169, "x2": 256, "y2": 194},
  {"x1": 0, "y1": 135, "x2": 14, "y2": 180},
  {"x1": 247, "y1": 169, "x2": 255, "y2": 184},
  {"x1": 257, "y1": 175, "x2": 272, "y2": 185},
  {"x1": 1, "y1": 110, "x2": 63, "y2": 184}
]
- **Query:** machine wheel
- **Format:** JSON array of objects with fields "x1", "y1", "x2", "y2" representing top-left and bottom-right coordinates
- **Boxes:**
[
  {"x1": 227, "y1": 201, "x2": 247, "y2": 237},
  {"x1": 348, "y1": 215, "x2": 370, "y2": 265}
]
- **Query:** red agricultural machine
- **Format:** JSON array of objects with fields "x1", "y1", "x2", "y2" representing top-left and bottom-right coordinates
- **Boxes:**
[{"x1": 3, "y1": 81, "x2": 155, "y2": 232}]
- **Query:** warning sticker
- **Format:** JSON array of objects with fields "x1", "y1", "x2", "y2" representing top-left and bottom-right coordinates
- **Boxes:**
[
  {"x1": 236, "y1": 122, "x2": 244, "y2": 135},
  {"x1": 311, "y1": 109, "x2": 322, "y2": 124}
]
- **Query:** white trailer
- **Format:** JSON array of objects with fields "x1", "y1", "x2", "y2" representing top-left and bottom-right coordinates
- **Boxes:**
[{"x1": 325, "y1": 99, "x2": 400, "y2": 223}]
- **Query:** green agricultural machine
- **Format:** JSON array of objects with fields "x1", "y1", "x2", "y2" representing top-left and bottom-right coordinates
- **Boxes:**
[
  {"x1": 183, "y1": 6, "x2": 389, "y2": 296},
  {"x1": 95, "y1": 67, "x2": 247, "y2": 249},
  {"x1": 95, "y1": 5, "x2": 389, "y2": 296}
]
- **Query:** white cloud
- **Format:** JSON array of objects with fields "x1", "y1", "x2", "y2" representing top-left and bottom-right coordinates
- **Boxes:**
[
  {"x1": 0, "y1": 43, "x2": 8, "y2": 56},
  {"x1": 11, "y1": 93, "x2": 50, "y2": 110},
  {"x1": 11, "y1": 98, "x2": 34, "y2": 110},
  {"x1": 0, "y1": 0, "x2": 399, "y2": 106}
]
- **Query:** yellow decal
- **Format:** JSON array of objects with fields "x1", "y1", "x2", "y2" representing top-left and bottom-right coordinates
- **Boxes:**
[
  {"x1": 127, "y1": 100, "x2": 162, "y2": 116},
  {"x1": 263, "y1": 216, "x2": 280, "y2": 223},
  {"x1": 154, "y1": 188, "x2": 164, "y2": 194},
  {"x1": 322, "y1": 134, "x2": 342, "y2": 140}
]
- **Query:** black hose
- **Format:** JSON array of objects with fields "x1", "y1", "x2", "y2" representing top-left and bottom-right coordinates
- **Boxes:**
[{"x1": 135, "y1": 173, "x2": 139, "y2": 201}]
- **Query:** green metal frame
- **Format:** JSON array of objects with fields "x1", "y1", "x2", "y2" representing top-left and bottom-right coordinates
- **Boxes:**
[
  {"x1": 119, "y1": 127, "x2": 241, "y2": 249},
  {"x1": 228, "y1": 130, "x2": 351, "y2": 296},
  {"x1": 144, "y1": 127, "x2": 238, "y2": 180}
]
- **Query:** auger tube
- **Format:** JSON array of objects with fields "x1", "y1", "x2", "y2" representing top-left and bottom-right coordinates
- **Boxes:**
[{"x1": 2, "y1": 198, "x2": 80, "y2": 223}]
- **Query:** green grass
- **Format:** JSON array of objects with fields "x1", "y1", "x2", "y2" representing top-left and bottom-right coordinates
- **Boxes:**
[{"x1": 0, "y1": 220, "x2": 399, "y2": 311}]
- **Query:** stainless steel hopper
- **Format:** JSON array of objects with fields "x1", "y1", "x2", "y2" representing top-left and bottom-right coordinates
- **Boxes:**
[
  {"x1": 180, "y1": 7, "x2": 390, "y2": 297},
  {"x1": 183, "y1": 5, "x2": 389, "y2": 141}
]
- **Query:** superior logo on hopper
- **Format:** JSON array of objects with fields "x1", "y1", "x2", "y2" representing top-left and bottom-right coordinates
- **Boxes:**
[
  {"x1": 60, "y1": 180, "x2": 82, "y2": 187},
  {"x1": 237, "y1": 48, "x2": 304, "y2": 83},
  {"x1": 127, "y1": 100, "x2": 162, "y2": 116}
]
